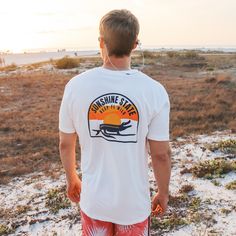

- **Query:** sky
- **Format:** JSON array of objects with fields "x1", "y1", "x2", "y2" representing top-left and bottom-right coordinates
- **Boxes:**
[{"x1": 0, "y1": 0, "x2": 236, "y2": 52}]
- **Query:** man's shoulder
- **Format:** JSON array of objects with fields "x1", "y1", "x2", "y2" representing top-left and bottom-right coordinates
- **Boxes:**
[
  {"x1": 65, "y1": 67, "x2": 100, "y2": 88},
  {"x1": 137, "y1": 71, "x2": 167, "y2": 92},
  {"x1": 138, "y1": 72, "x2": 170, "y2": 108},
  {"x1": 71, "y1": 67, "x2": 100, "y2": 80}
]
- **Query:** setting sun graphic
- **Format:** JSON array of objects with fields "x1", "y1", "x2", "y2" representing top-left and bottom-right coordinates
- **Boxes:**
[{"x1": 103, "y1": 112, "x2": 121, "y2": 125}]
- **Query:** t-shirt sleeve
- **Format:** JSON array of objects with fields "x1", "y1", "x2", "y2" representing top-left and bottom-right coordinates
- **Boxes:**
[
  {"x1": 59, "y1": 83, "x2": 76, "y2": 133},
  {"x1": 146, "y1": 85, "x2": 170, "y2": 141}
]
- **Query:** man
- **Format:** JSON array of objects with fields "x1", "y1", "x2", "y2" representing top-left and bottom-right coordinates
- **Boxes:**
[{"x1": 59, "y1": 9, "x2": 171, "y2": 236}]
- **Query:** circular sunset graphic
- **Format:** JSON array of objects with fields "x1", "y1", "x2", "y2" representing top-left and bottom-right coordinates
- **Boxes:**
[{"x1": 88, "y1": 93, "x2": 139, "y2": 143}]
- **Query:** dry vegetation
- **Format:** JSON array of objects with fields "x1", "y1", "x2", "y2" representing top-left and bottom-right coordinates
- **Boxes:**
[
  {"x1": 0, "y1": 51, "x2": 236, "y2": 184},
  {"x1": 140, "y1": 52, "x2": 236, "y2": 137},
  {"x1": 45, "y1": 185, "x2": 71, "y2": 213},
  {"x1": 207, "y1": 139, "x2": 236, "y2": 154},
  {"x1": 55, "y1": 56, "x2": 79, "y2": 69},
  {"x1": 0, "y1": 72, "x2": 81, "y2": 184},
  {"x1": 150, "y1": 193, "x2": 211, "y2": 232},
  {"x1": 180, "y1": 159, "x2": 236, "y2": 179},
  {"x1": 0, "y1": 63, "x2": 17, "y2": 72},
  {"x1": 225, "y1": 180, "x2": 236, "y2": 190}
]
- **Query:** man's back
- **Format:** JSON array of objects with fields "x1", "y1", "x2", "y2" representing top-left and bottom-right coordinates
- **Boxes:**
[{"x1": 59, "y1": 66, "x2": 170, "y2": 224}]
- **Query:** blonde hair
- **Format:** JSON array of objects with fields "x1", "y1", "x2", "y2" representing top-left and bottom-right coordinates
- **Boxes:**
[{"x1": 99, "y1": 9, "x2": 140, "y2": 57}]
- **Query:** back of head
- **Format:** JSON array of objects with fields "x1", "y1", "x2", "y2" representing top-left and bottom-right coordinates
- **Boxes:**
[{"x1": 99, "y1": 9, "x2": 140, "y2": 58}]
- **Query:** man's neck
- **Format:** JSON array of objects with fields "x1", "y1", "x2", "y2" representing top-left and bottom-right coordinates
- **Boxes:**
[{"x1": 102, "y1": 54, "x2": 131, "y2": 71}]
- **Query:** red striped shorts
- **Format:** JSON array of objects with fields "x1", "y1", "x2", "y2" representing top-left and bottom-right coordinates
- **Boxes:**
[{"x1": 80, "y1": 209, "x2": 150, "y2": 236}]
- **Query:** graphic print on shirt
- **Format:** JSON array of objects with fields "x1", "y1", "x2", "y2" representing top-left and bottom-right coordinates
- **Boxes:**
[{"x1": 88, "y1": 93, "x2": 139, "y2": 143}]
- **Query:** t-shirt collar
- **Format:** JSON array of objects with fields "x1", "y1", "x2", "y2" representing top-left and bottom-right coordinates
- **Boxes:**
[{"x1": 98, "y1": 66, "x2": 138, "y2": 75}]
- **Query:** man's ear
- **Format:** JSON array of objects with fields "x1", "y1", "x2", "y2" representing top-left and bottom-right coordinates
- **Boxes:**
[
  {"x1": 133, "y1": 42, "x2": 138, "y2": 50},
  {"x1": 99, "y1": 37, "x2": 105, "y2": 49},
  {"x1": 133, "y1": 38, "x2": 139, "y2": 50}
]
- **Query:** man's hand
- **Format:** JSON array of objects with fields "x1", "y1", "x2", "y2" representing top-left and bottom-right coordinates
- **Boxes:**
[
  {"x1": 67, "y1": 174, "x2": 82, "y2": 203},
  {"x1": 59, "y1": 131, "x2": 81, "y2": 203},
  {"x1": 148, "y1": 140, "x2": 171, "y2": 218},
  {"x1": 151, "y1": 192, "x2": 169, "y2": 218}
]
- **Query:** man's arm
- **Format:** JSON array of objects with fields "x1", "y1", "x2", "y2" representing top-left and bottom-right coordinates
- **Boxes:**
[
  {"x1": 148, "y1": 139, "x2": 172, "y2": 216},
  {"x1": 59, "y1": 131, "x2": 81, "y2": 203}
]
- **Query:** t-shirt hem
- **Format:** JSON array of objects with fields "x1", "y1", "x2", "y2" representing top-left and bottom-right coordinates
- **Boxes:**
[
  {"x1": 147, "y1": 135, "x2": 169, "y2": 141},
  {"x1": 79, "y1": 203, "x2": 151, "y2": 225},
  {"x1": 59, "y1": 127, "x2": 76, "y2": 134}
]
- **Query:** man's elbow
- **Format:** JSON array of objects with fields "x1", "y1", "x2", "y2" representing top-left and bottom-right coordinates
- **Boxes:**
[
  {"x1": 59, "y1": 141, "x2": 70, "y2": 152},
  {"x1": 59, "y1": 131, "x2": 77, "y2": 153},
  {"x1": 151, "y1": 148, "x2": 171, "y2": 162}
]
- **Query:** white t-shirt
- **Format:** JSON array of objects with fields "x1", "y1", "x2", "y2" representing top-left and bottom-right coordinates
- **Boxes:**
[{"x1": 59, "y1": 66, "x2": 170, "y2": 225}]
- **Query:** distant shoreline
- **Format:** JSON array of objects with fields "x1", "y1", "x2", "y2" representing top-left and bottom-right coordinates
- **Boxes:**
[
  {"x1": 0, "y1": 47, "x2": 236, "y2": 66},
  {"x1": 0, "y1": 50, "x2": 99, "y2": 66},
  {"x1": 1, "y1": 46, "x2": 236, "y2": 54}
]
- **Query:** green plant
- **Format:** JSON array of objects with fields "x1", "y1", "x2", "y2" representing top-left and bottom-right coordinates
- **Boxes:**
[
  {"x1": 189, "y1": 197, "x2": 201, "y2": 211},
  {"x1": 151, "y1": 213, "x2": 188, "y2": 230},
  {"x1": 211, "y1": 179, "x2": 221, "y2": 186},
  {"x1": 221, "y1": 208, "x2": 231, "y2": 214},
  {"x1": 207, "y1": 139, "x2": 236, "y2": 154},
  {"x1": 168, "y1": 194, "x2": 189, "y2": 208},
  {"x1": 225, "y1": 180, "x2": 236, "y2": 190},
  {"x1": 190, "y1": 159, "x2": 236, "y2": 179},
  {"x1": 45, "y1": 185, "x2": 71, "y2": 213},
  {"x1": 0, "y1": 224, "x2": 13, "y2": 235}
]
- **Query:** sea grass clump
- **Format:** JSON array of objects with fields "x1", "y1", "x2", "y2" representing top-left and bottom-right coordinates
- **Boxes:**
[
  {"x1": 151, "y1": 212, "x2": 188, "y2": 231},
  {"x1": 225, "y1": 180, "x2": 236, "y2": 190},
  {"x1": 0, "y1": 224, "x2": 13, "y2": 236},
  {"x1": 207, "y1": 139, "x2": 236, "y2": 154},
  {"x1": 190, "y1": 159, "x2": 236, "y2": 179},
  {"x1": 55, "y1": 56, "x2": 79, "y2": 69},
  {"x1": 45, "y1": 185, "x2": 71, "y2": 213},
  {"x1": 179, "y1": 184, "x2": 194, "y2": 193}
]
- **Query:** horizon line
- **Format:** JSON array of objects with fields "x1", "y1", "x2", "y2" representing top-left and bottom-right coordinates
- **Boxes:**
[{"x1": 1, "y1": 44, "x2": 236, "y2": 54}]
